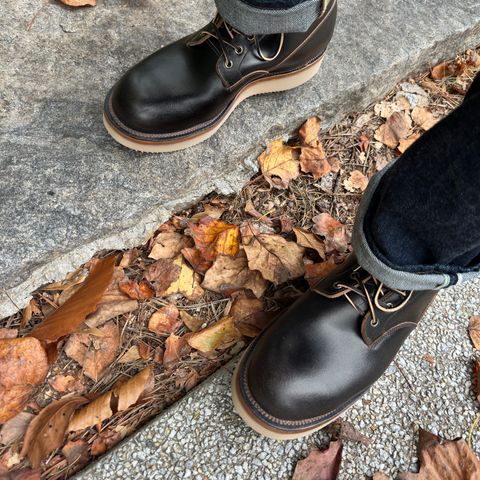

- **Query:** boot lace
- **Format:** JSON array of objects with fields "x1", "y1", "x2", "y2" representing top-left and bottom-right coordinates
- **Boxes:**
[
  {"x1": 197, "y1": 16, "x2": 284, "y2": 68},
  {"x1": 313, "y1": 266, "x2": 413, "y2": 327}
]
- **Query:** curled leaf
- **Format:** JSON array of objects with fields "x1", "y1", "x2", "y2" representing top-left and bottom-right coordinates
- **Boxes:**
[
  {"x1": 258, "y1": 139, "x2": 299, "y2": 189},
  {"x1": 187, "y1": 317, "x2": 241, "y2": 353}
]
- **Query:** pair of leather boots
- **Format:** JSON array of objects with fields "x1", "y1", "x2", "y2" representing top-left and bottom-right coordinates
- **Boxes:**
[{"x1": 104, "y1": 0, "x2": 437, "y2": 439}]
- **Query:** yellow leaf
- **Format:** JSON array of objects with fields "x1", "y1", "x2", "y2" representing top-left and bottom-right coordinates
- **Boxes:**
[
  {"x1": 165, "y1": 256, "x2": 204, "y2": 300},
  {"x1": 258, "y1": 139, "x2": 299, "y2": 189},
  {"x1": 187, "y1": 317, "x2": 241, "y2": 353}
]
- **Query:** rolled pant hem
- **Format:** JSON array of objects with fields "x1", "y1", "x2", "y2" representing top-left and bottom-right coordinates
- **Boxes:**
[
  {"x1": 352, "y1": 159, "x2": 470, "y2": 291},
  {"x1": 214, "y1": 0, "x2": 325, "y2": 34}
]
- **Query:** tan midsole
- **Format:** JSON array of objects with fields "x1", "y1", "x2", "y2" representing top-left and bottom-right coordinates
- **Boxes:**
[{"x1": 104, "y1": 57, "x2": 324, "y2": 153}]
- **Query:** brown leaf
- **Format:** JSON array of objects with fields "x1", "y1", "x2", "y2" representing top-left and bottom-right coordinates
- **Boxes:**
[
  {"x1": 81, "y1": 267, "x2": 139, "y2": 328},
  {"x1": 148, "y1": 305, "x2": 182, "y2": 334},
  {"x1": 179, "y1": 311, "x2": 205, "y2": 332},
  {"x1": 119, "y1": 248, "x2": 140, "y2": 267},
  {"x1": 163, "y1": 335, "x2": 190, "y2": 366},
  {"x1": 118, "y1": 279, "x2": 154, "y2": 301},
  {"x1": 243, "y1": 234, "x2": 305, "y2": 285},
  {"x1": 0, "y1": 467, "x2": 40, "y2": 480},
  {"x1": 312, "y1": 213, "x2": 350, "y2": 254},
  {"x1": 373, "y1": 474, "x2": 392, "y2": 480},
  {"x1": 144, "y1": 258, "x2": 181, "y2": 296},
  {"x1": 431, "y1": 61, "x2": 455, "y2": 80},
  {"x1": 402, "y1": 429, "x2": 480, "y2": 479},
  {"x1": 325, "y1": 419, "x2": 370, "y2": 446},
  {"x1": 304, "y1": 259, "x2": 338, "y2": 286},
  {"x1": 229, "y1": 292, "x2": 269, "y2": 337},
  {"x1": 398, "y1": 133, "x2": 421, "y2": 154},
  {"x1": 374, "y1": 112, "x2": 411, "y2": 149},
  {"x1": 469, "y1": 316, "x2": 480, "y2": 349},
  {"x1": 64, "y1": 321, "x2": 120, "y2": 381},
  {"x1": 188, "y1": 216, "x2": 240, "y2": 262},
  {"x1": 0, "y1": 329, "x2": 17, "y2": 340},
  {"x1": 0, "y1": 412, "x2": 34, "y2": 445},
  {"x1": 299, "y1": 145, "x2": 331, "y2": 180},
  {"x1": 181, "y1": 247, "x2": 212, "y2": 274},
  {"x1": 299, "y1": 116, "x2": 321, "y2": 147},
  {"x1": 149, "y1": 232, "x2": 191, "y2": 260},
  {"x1": 202, "y1": 250, "x2": 268, "y2": 298},
  {"x1": 258, "y1": 139, "x2": 300, "y2": 189},
  {"x1": 118, "y1": 346, "x2": 141, "y2": 364},
  {"x1": 0, "y1": 338, "x2": 49, "y2": 424},
  {"x1": 21, "y1": 396, "x2": 87, "y2": 468},
  {"x1": 62, "y1": 439, "x2": 89, "y2": 470},
  {"x1": 90, "y1": 429, "x2": 123, "y2": 457},
  {"x1": 293, "y1": 227, "x2": 326, "y2": 259},
  {"x1": 187, "y1": 317, "x2": 241, "y2": 353},
  {"x1": 473, "y1": 359, "x2": 480, "y2": 403},
  {"x1": 68, "y1": 366, "x2": 154, "y2": 431},
  {"x1": 29, "y1": 256, "x2": 117, "y2": 343},
  {"x1": 343, "y1": 170, "x2": 369, "y2": 192},
  {"x1": 48, "y1": 374, "x2": 85, "y2": 394},
  {"x1": 293, "y1": 440, "x2": 343, "y2": 480},
  {"x1": 411, "y1": 107, "x2": 437, "y2": 131},
  {"x1": 59, "y1": 0, "x2": 96, "y2": 6}
]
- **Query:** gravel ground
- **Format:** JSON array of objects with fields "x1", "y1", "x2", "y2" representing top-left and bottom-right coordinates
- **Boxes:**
[{"x1": 78, "y1": 276, "x2": 480, "y2": 479}]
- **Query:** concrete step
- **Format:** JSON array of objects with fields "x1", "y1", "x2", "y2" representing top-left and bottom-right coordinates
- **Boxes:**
[
  {"x1": 77, "y1": 279, "x2": 480, "y2": 479},
  {"x1": 2, "y1": 0, "x2": 480, "y2": 317}
]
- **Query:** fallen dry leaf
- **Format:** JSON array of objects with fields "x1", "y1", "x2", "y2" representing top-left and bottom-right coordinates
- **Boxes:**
[
  {"x1": 90, "y1": 429, "x2": 122, "y2": 457},
  {"x1": 431, "y1": 61, "x2": 456, "y2": 80},
  {"x1": 312, "y1": 213, "x2": 350, "y2": 254},
  {"x1": 411, "y1": 107, "x2": 437, "y2": 131},
  {"x1": 304, "y1": 259, "x2": 338, "y2": 286},
  {"x1": 62, "y1": 439, "x2": 89, "y2": 471},
  {"x1": 299, "y1": 116, "x2": 321, "y2": 146},
  {"x1": 343, "y1": 170, "x2": 369, "y2": 192},
  {"x1": 187, "y1": 317, "x2": 241, "y2": 353},
  {"x1": 229, "y1": 292, "x2": 269, "y2": 337},
  {"x1": 163, "y1": 256, "x2": 204, "y2": 300},
  {"x1": 59, "y1": 0, "x2": 96, "y2": 6},
  {"x1": 64, "y1": 321, "x2": 120, "y2": 381},
  {"x1": 293, "y1": 227, "x2": 326, "y2": 259},
  {"x1": 398, "y1": 133, "x2": 421, "y2": 154},
  {"x1": 68, "y1": 367, "x2": 154, "y2": 432},
  {"x1": 293, "y1": 440, "x2": 343, "y2": 480},
  {"x1": 163, "y1": 335, "x2": 191, "y2": 366},
  {"x1": 118, "y1": 345, "x2": 141, "y2": 364},
  {"x1": 148, "y1": 305, "x2": 182, "y2": 334},
  {"x1": 0, "y1": 412, "x2": 34, "y2": 445},
  {"x1": 149, "y1": 232, "x2": 191, "y2": 260},
  {"x1": 118, "y1": 279, "x2": 154, "y2": 301},
  {"x1": 189, "y1": 216, "x2": 240, "y2": 262},
  {"x1": 48, "y1": 374, "x2": 84, "y2": 394},
  {"x1": 374, "y1": 111, "x2": 411, "y2": 149},
  {"x1": 372, "y1": 474, "x2": 391, "y2": 480},
  {"x1": 119, "y1": 248, "x2": 140, "y2": 267},
  {"x1": 179, "y1": 310, "x2": 205, "y2": 332},
  {"x1": 473, "y1": 359, "x2": 480, "y2": 403},
  {"x1": 29, "y1": 255, "x2": 117, "y2": 343},
  {"x1": 469, "y1": 316, "x2": 480, "y2": 349},
  {"x1": 21, "y1": 396, "x2": 87, "y2": 468},
  {"x1": 258, "y1": 138, "x2": 300, "y2": 189},
  {"x1": 400, "y1": 429, "x2": 480, "y2": 479},
  {"x1": 202, "y1": 250, "x2": 268, "y2": 298},
  {"x1": 325, "y1": 419, "x2": 370, "y2": 446},
  {"x1": 299, "y1": 145, "x2": 332, "y2": 180},
  {"x1": 243, "y1": 234, "x2": 305, "y2": 285},
  {"x1": 181, "y1": 247, "x2": 213, "y2": 274},
  {"x1": 0, "y1": 338, "x2": 49, "y2": 424},
  {"x1": 145, "y1": 258, "x2": 182, "y2": 296},
  {"x1": 0, "y1": 467, "x2": 40, "y2": 479}
]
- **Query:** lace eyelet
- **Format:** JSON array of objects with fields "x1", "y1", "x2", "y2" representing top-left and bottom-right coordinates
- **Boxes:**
[
  {"x1": 370, "y1": 319, "x2": 378, "y2": 327},
  {"x1": 224, "y1": 59, "x2": 233, "y2": 69},
  {"x1": 235, "y1": 46, "x2": 244, "y2": 55},
  {"x1": 332, "y1": 281, "x2": 341, "y2": 290}
]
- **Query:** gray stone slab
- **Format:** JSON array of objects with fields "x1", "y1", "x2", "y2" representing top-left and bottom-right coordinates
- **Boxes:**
[
  {"x1": 77, "y1": 278, "x2": 480, "y2": 479},
  {"x1": 1, "y1": 0, "x2": 480, "y2": 317}
]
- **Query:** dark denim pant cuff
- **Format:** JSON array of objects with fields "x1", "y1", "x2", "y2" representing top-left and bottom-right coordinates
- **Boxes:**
[
  {"x1": 352, "y1": 159, "x2": 480, "y2": 291},
  {"x1": 214, "y1": 0, "x2": 326, "y2": 34}
]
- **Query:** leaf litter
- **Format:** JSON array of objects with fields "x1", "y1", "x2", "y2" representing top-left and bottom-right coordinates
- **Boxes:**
[{"x1": 0, "y1": 49, "x2": 479, "y2": 478}]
